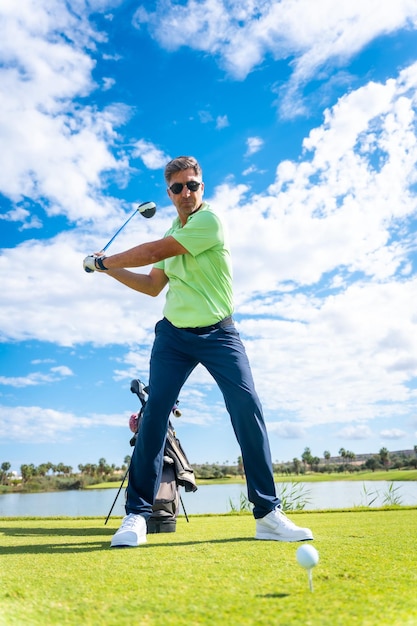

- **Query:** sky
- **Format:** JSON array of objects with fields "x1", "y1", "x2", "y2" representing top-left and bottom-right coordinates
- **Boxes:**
[{"x1": 1, "y1": 0, "x2": 417, "y2": 475}]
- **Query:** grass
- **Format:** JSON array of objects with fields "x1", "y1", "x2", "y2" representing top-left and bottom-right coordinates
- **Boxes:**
[
  {"x1": 1, "y1": 509, "x2": 417, "y2": 625},
  {"x1": 277, "y1": 468, "x2": 417, "y2": 482},
  {"x1": 88, "y1": 468, "x2": 417, "y2": 489}
]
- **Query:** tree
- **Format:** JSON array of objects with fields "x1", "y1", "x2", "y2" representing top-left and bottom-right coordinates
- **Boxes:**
[
  {"x1": 20, "y1": 464, "x2": 36, "y2": 482},
  {"x1": 1, "y1": 461, "x2": 11, "y2": 485},
  {"x1": 56, "y1": 462, "x2": 68, "y2": 475},
  {"x1": 98, "y1": 458, "x2": 111, "y2": 477},
  {"x1": 292, "y1": 458, "x2": 301, "y2": 475},
  {"x1": 311, "y1": 456, "x2": 321, "y2": 471},
  {"x1": 237, "y1": 456, "x2": 244, "y2": 479},
  {"x1": 301, "y1": 447, "x2": 314, "y2": 471},
  {"x1": 364, "y1": 457, "x2": 379, "y2": 472},
  {"x1": 323, "y1": 451, "x2": 331, "y2": 463},
  {"x1": 37, "y1": 462, "x2": 52, "y2": 477},
  {"x1": 345, "y1": 450, "x2": 356, "y2": 463},
  {"x1": 379, "y1": 447, "x2": 390, "y2": 470},
  {"x1": 339, "y1": 447, "x2": 346, "y2": 460}
]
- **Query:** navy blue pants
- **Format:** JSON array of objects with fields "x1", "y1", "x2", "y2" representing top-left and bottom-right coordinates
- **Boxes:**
[{"x1": 126, "y1": 317, "x2": 280, "y2": 519}]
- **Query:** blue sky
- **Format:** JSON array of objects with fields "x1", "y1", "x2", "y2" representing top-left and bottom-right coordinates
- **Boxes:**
[{"x1": 1, "y1": 0, "x2": 417, "y2": 475}]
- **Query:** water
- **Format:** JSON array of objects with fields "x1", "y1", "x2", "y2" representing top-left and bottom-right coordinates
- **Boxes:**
[{"x1": 0, "y1": 481, "x2": 416, "y2": 517}]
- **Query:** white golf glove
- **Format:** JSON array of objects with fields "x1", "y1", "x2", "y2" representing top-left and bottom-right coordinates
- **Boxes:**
[
  {"x1": 83, "y1": 255, "x2": 108, "y2": 273},
  {"x1": 83, "y1": 255, "x2": 96, "y2": 273}
]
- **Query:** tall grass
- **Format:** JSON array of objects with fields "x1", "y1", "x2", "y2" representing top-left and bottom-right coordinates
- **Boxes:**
[
  {"x1": 357, "y1": 481, "x2": 404, "y2": 507},
  {"x1": 228, "y1": 482, "x2": 311, "y2": 513}
]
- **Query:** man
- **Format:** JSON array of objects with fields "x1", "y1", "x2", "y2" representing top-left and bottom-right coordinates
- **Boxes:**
[{"x1": 83, "y1": 156, "x2": 313, "y2": 547}]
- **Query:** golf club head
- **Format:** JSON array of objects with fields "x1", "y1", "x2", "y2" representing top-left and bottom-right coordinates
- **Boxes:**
[{"x1": 138, "y1": 201, "x2": 156, "y2": 218}]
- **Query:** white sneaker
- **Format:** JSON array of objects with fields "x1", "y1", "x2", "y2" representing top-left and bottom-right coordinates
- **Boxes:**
[
  {"x1": 110, "y1": 514, "x2": 147, "y2": 547},
  {"x1": 255, "y1": 507, "x2": 313, "y2": 542}
]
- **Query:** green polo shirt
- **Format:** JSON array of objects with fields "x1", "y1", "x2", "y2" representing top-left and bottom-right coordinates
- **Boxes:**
[{"x1": 153, "y1": 202, "x2": 234, "y2": 328}]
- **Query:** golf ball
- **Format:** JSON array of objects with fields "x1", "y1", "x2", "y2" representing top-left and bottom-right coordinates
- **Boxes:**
[{"x1": 296, "y1": 545, "x2": 319, "y2": 569}]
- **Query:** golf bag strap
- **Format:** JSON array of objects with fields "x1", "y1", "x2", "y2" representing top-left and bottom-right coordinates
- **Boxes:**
[{"x1": 165, "y1": 424, "x2": 198, "y2": 493}]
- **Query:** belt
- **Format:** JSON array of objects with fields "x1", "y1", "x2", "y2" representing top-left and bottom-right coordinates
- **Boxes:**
[{"x1": 167, "y1": 316, "x2": 234, "y2": 335}]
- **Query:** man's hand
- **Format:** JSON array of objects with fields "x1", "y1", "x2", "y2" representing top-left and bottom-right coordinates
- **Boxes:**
[
  {"x1": 83, "y1": 255, "x2": 96, "y2": 273},
  {"x1": 83, "y1": 255, "x2": 108, "y2": 273}
]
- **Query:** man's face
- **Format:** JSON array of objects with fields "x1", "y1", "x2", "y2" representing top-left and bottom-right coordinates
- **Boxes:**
[{"x1": 167, "y1": 168, "x2": 204, "y2": 224}]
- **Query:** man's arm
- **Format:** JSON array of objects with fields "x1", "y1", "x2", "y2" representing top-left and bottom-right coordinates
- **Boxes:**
[
  {"x1": 94, "y1": 235, "x2": 187, "y2": 296},
  {"x1": 103, "y1": 236, "x2": 188, "y2": 269},
  {"x1": 105, "y1": 266, "x2": 168, "y2": 296}
]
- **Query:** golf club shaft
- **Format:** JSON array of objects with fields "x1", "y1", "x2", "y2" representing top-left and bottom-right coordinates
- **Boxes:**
[
  {"x1": 180, "y1": 493, "x2": 189, "y2": 523},
  {"x1": 102, "y1": 207, "x2": 139, "y2": 252},
  {"x1": 104, "y1": 463, "x2": 130, "y2": 525}
]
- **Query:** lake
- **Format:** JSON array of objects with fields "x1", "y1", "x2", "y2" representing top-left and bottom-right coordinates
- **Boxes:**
[{"x1": 0, "y1": 481, "x2": 416, "y2": 518}]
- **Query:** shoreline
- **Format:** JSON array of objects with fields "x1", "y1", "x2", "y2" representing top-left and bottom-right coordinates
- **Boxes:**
[{"x1": 2, "y1": 468, "x2": 416, "y2": 495}]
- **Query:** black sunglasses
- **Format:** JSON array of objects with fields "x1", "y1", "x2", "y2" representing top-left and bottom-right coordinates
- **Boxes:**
[{"x1": 169, "y1": 181, "x2": 201, "y2": 194}]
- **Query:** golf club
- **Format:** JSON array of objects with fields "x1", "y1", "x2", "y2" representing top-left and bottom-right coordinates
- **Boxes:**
[{"x1": 84, "y1": 201, "x2": 156, "y2": 272}]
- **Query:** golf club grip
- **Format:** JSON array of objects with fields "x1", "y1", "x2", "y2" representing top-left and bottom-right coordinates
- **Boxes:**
[{"x1": 84, "y1": 267, "x2": 94, "y2": 273}]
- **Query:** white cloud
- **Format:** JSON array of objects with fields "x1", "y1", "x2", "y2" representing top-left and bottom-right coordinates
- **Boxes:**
[
  {"x1": 0, "y1": 206, "x2": 43, "y2": 230},
  {"x1": 133, "y1": 0, "x2": 417, "y2": 114},
  {"x1": 267, "y1": 421, "x2": 307, "y2": 439},
  {"x1": 337, "y1": 425, "x2": 373, "y2": 439},
  {"x1": 245, "y1": 136, "x2": 264, "y2": 155},
  {"x1": 0, "y1": 0, "x2": 131, "y2": 222},
  {"x1": 102, "y1": 76, "x2": 116, "y2": 90},
  {"x1": 0, "y1": 405, "x2": 125, "y2": 443},
  {"x1": 198, "y1": 110, "x2": 213, "y2": 124},
  {"x1": 216, "y1": 115, "x2": 229, "y2": 129},
  {"x1": 50, "y1": 366, "x2": 73, "y2": 377},
  {"x1": 0, "y1": 234, "x2": 165, "y2": 347},
  {"x1": 132, "y1": 139, "x2": 171, "y2": 169},
  {"x1": 0, "y1": 365, "x2": 73, "y2": 388},
  {"x1": 236, "y1": 279, "x2": 417, "y2": 428},
  {"x1": 242, "y1": 165, "x2": 257, "y2": 176},
  {"x1": 219, "y1": 65, "x2": 417, "y2": 299},
  {"x1": 380, "y1": 429, "x2": 408, "y2": 439}
]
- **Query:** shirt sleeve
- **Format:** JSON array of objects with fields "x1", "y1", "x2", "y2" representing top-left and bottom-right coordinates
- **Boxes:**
[{"x1": 171, "y1": 210, "x2": 223, "y2": 257}]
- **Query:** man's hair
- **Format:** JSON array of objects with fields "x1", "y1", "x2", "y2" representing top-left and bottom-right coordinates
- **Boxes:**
[{"x1": 164, "y1": 156, "x2": 202, "y2": 184}]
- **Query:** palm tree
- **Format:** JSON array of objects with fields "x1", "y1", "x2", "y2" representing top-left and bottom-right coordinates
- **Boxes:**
[
  {"x1": 301, "y1": 447, "x2": 313, "y2": 471},
  {"x1": 345, "y1": 450, "x2": 356, "y2": 462},
  {"x1": 1, "y1": 461, "x2": 11, "y2": 485},
  {"x1": 292, "y1": 458, "x2": 301, "y2": 475},
  {"x1": 312, "y1": 456, "x2": 321, "y2": 471},
  {"x1": 237, "y1": 456, "x2": 244, "y2": 478},
  {"x1": 20, "y1": 463, "x2": 36, "y2": 482},
  {"x1": 379, "y1": 447, "x2": 390, "y2": 470},
  {"x1": 56, "y1": 462, "x2": 67, "y2": 475}
]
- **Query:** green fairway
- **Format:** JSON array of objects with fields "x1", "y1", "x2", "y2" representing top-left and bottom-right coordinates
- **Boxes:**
[{"x1": 1, "y1": 510, "x2": 417, "y2": 625}]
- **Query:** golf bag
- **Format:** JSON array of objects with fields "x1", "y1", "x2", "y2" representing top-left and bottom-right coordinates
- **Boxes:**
[{"x1": 129, "y1": 379, "x2": 197, "y2": 533}]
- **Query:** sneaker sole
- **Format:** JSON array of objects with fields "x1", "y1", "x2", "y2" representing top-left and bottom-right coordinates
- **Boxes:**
[
  {"x1": 110, "y1": 536, "x2": 147, "y2": 548},
  {"x1": 255, "y1": 531, "x2": 313, "y2": 542}
]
